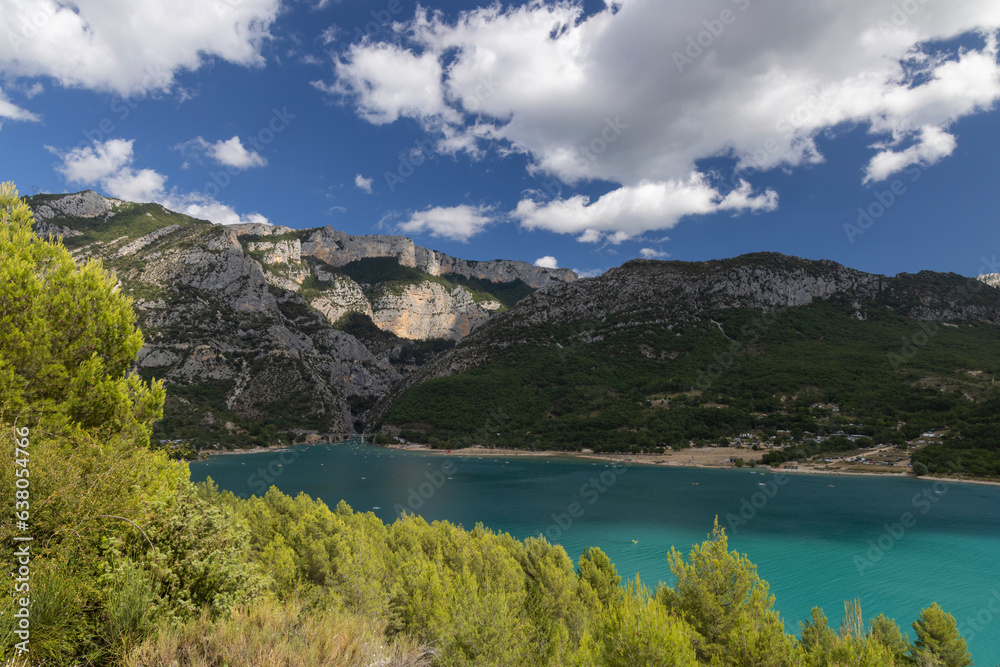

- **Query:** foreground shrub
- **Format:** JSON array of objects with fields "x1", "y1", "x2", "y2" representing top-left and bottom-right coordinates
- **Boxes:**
[{"x1": 125, "y1": 598, "x2": 434, "y2": 667}]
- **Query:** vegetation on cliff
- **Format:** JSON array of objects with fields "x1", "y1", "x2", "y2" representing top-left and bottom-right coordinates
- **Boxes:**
[{"x1": 380, "y1": 272, "x2": 1000, "y2": 479}]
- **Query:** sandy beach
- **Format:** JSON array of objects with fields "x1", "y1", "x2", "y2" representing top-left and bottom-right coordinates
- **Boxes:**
[{"x1": 384, "y1": 443, "x2": 1000, "y2": 488}]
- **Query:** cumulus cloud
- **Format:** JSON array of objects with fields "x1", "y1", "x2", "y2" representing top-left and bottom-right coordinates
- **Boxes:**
[
  {"x1": 323, "y1": 0, "x2": 1000, "y2": 241},
  {"x1": 514, "y1": 177, "x2": 777, "y2": 243},
  {"x1": 354, "y1": 173, "x2": 373, "y2": 193},
  {"x1": 207, "y1": 136, "x2": 267, "y2": 169},
  {"x1": 639, "y1": 248, "x2": 669, "y2": 259},
  {"x1": 177, "y1": 136, "x2": 267, "y2": 169},
  {"x1": 48, "y1": 138, "x2": 268, "y2": 225},
  {"x1": 864, "y1": 126, "x2": 957, "y2": 183},
  {"x1": 534, "y1": 256, "x2": 558, "y2": 269},
  {"x1": 163, "y1": 193, "x2": 271, "y2": 226},
  {"x1": 398, "y1": 204, "x2": 493, "y2": 242},
  {"x1": 0, "y1": 0, "x2": 279, "y2": 97}
]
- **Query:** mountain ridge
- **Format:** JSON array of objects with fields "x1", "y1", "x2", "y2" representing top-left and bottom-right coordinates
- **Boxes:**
[{"x1": 25, "y1": 190, "x2": 574, "y2": 447}]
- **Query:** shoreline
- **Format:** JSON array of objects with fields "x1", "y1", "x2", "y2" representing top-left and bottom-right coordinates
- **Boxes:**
[
  {"x1": 196, "y1": 442, "x2": 1000, "y2": 488},
  {"x1": 383, "y1": 444, "x2": 1000, "y2": 488}
]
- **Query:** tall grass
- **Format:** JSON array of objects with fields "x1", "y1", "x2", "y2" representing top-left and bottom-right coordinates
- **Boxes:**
[{"x1": 125, "y1": 599, "x2": 434, "y2": 667}]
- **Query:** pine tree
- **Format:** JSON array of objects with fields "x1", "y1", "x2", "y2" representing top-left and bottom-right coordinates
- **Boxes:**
[{"x1": 911, "y1": 603, "x2": 973, "y2": 667}]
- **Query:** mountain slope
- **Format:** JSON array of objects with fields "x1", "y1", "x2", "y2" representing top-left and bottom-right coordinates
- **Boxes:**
[
  {"x1": 27, "y1": 191, "x2": 573, "y2": 447},
  {"x1": 374, "y1": 254, "x2": 1000, "y2": 477}
]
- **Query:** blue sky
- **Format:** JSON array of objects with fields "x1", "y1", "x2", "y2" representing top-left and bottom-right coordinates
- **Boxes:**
[{"x1": 1, "y1": 0, "x2": 999, "y2": 279}]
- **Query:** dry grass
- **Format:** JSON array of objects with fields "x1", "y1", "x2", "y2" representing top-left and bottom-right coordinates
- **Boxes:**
[{"x1": 125, "y1": 600, "x2": 434, "y2": 667}]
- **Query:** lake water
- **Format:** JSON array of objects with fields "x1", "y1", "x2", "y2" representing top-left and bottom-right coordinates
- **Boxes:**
[{"x1": 190, "y1": 441, "x2": 1000, "y2": 664}]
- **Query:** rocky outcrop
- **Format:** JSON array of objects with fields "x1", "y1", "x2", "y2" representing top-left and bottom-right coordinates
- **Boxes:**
[
  {"x1": 979, "y1": 274, "x2": 1000, "y2": 289},
  {"x1": 301, "y1": 226, "x2": 575, "y2": 289},
  {"x1": 371, "y1": 281, "x2": 497, "y2": 341},
  {"x1": 34, "y1": 221, "x2": 82, "y2": 239},
  {"x1": 310, "y1": 276, "x2": 374, "y2": 324},
  {"x1": 413, "y1": 247, "x2": 576, "y2": 289},
  {"x1": 32, "y1": 190, "x2": 121, "y2": 221},
  {"x1": 115, "y1": 225, "x2": 181, "y2": 257},
  {"x1": 248, "y1": 239, "x2": 301, "y2": 265}
]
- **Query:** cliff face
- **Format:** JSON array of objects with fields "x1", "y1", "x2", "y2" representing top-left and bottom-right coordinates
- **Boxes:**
[
  {"x1": 27, "y1": 191, "x2": 573, "y2": 442},
  {"x1": 300, "y1": 226, "x2": 577, "y2": 289},
  {"x1": 371, "y1": 282, "x2": 501, "y2": 341}
]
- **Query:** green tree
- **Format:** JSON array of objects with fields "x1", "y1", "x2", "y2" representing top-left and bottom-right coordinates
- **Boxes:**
[
  {"x1": 591, "y1": 579, "x2": 698, "y2": 667},
  {"x1": 577, "y1": 546, "x2": 623, "y2": 608},
  {"x1": 870, "y1": 613, "x2": 913, "y2": 665},
  {"x1": 911, "y1": 603, "x2": 972, "y2": 667},
  {"x1": 0, "y1": 182, "x2": 164, "y2": 442},
  {"x1": 655, "y1": 518, "x2": 800, "y2": 666}
]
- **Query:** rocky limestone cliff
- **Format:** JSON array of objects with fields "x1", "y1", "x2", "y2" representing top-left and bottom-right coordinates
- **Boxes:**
[
  {"x1": 25, "y1": 190, "x2": 572, "y2": 441},
  {"x1": 32, "y1": 190, "x2": 123, "y2": 221},
  {"x1": 371, "y1": 282, "x2": 501, "y2": 341},
  {"x1": 301, "y1": 226, "x2": 576, "y2": 289}
]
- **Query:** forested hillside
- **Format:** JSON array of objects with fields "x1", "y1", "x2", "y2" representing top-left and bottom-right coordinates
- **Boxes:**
[{"x1": 378, "y1": 257, "x2": 1000, "y2": 479}]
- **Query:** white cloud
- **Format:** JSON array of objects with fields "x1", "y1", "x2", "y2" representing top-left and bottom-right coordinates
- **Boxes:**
[
  {"x1": 398, "y1": 204, "x2": 493, "y2": 242},
  {"x1": 49, "y1": 138, "x2": 268, "y2": 225},
  {"x1": 208, "y1": 136, "x2": 267, "y2": 169},
  {"x1": 163, "y1": 192, "x2": 270, "y2": 226},
  {"x1": 534, "y1": 255, "x2": 558, "y2": 269},
  {"x1": 326, "y1": 0, "x2": 1000, "y2": 240},
  {"x1": 513, "y1": 177, "x2": 777, "y2": 242},
  {"x1": 864, "y1": 125, "x2": 957, "y2": 183},
  {"x1": 326, "y1": 42, "x2": 460, "y2": 127},
  {"x1": 639, "y1": 248, "x2": 669, "y2": 259},
  {"x1": 0, "y1": 0, "x2": 280, "y2": 96},
  {"x1": 0, "y1": 86, "x2": 39, "y2": 126},
  {"x1": 354, "y1": 173, "x2": 373, "y2": 193},
  {"x1": 177, "y1": 136, "x2": 267, "y2": 169},
  {"x1": 50, "y1": 139, "x2": 142, "y2": 186}
]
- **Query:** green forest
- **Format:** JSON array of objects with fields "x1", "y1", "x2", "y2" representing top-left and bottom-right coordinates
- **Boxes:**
[
  {"x1": 0, "y1": 183, "x2": 982, "y2": 666},
  {"x1": 381, "y1": 295, "x2": 1000, "y2": 478}
]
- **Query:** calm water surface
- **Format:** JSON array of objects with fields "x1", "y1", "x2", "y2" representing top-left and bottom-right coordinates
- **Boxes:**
[{"x1": 191, "y1": 441, "x2": 1000, "y2": 664}]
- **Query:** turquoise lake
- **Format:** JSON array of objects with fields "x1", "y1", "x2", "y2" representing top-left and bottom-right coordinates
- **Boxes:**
[{"x1": 190, "y1": 441, "x2": 1000, "y2": 664}]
